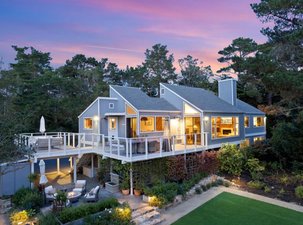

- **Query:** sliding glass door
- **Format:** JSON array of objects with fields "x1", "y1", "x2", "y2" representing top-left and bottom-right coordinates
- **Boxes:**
[{"x1": 184, "y1": 117, "x2": 201, "y2": 145}]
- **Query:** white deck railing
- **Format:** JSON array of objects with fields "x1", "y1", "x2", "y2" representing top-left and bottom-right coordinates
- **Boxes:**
[{"x1": 18, "y1": 132, "x2": 208, "y2": 162}]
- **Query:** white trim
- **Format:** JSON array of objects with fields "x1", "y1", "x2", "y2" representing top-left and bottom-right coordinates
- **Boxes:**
[
  {"x1": 110, "y1": 86, "x2": 139, "y2": 112},
  {"x1": 245, "y1": 132, "x2": 266, "y2": 137},
  {"x1": 160, "y1": 83, "x2": 204, "y2": 113},
  {"x1": 139, "y1": 110, "x2": 181, "y2": 113},
  {"x1": 78, "y1": 97, "x2": 117, "y2": 118},
  {"x1": 104, "y1": 113, "x2": 125, "y2": 116}
]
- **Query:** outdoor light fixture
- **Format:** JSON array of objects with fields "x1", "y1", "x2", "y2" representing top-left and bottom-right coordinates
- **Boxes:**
[
  {"x1": 203, "y1": 116, "x2": 209, "y2": 122},
  {"x1": 93, "y1": 115, "x2": 99, "y2": 121}
]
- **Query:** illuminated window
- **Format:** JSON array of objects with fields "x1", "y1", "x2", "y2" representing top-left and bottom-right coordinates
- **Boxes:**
[
  {"x1": 244, "y1": 116, "x2": 249, "y2": 128},
  {"x1": 126, "y1": 104, "x2": 136, "y2": 115},
  {"x1": 253, "y1": 116, "x2": 265, "y2": 127},
  {"x1": 240, "y1": 138, "x2": 250, "y2": 148},
  {"x1": 140, "y1": 117, "x2": 155, "y2": 132},
  {"x1": 184, "y1": 103, "x2": 199, "y2": 114},
  {"x1": 109, "y1": 118, "x2": 117, "y2": 130},
  {"x1": 156, "y1": 117, "x2": 165, "y2": 131},
  {"x1": 254, "y1": 136, "x2": 265, "y2": 143},
  {"x1": 211, "y1": 116, "x2": 239, "y2": 139},
  {"x1": 84, "y1": 118, "x2": 93, "y2": 129}
]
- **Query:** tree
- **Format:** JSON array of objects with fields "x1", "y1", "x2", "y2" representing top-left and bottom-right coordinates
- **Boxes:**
[
  {"x1": 178, "y1": 55, "x2": 214, "y2": 89},
  {"x1": 142, "y1": 44, "x2": 177, "y2": 96}
]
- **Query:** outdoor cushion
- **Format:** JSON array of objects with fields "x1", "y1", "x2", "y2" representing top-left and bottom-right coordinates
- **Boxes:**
[
  {"x1": 75, "y1": 183, "x2": 84, "y2": 188},
  {"x1": 93, "y1": 186, "x2": 100, "y2": 195},
  {"x1": 88, "y1": 188, "x2": 95, "y2": 196}
]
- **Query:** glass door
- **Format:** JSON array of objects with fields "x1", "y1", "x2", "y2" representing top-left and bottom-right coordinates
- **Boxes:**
[{"x1": 184, "y1": 117, "x2": 201, "y2": 145}]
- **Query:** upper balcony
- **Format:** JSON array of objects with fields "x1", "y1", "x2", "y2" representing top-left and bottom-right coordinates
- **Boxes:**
[{"x1": 19, "y1": 132, "x2": 212, "y2": 162}]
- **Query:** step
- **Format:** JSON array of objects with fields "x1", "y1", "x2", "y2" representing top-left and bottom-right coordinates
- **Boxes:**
[
  {"x1": 132, "y1": 205, "x2": 156, "y2": 219},
  {"x1": 141, "y1": 217, "x2": 165, "y2": 225},
  {"x1": 133, "y1": 210, "x2": 160, "y2": 225}
]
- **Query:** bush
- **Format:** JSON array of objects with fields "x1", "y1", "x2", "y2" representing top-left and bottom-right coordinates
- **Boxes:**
[
  {"x1": 295, "y1": 186, "x2": 303, "y2": 199},
  {"x1": 144, "y1": 182, "x2": 178, "y2": 208},
  {"x1": 246, "y1": 158, "x2": 265, "y2": 180},
  {"x1": 216, "y1": 179, "x2": 224, "y2": 186},
  {"x1": 12, "y1": 188, "x2": 42, "y2": 212},
  {"x1": 201, "y1": 185, "x2": 207, "y2": 191},
  {"x1": 58, "y1": 198, "x2": 119, "y2": 224},
  {"x1": 218, "y1": 144, "x2": 244, "y2": 176},
  {"x1": 195, "y1": 187, "x2": 202, "y2": 194},
  {"x1": 247, "y1": 180, "x2": 265, "y2": 190},
  {"x1": 206, "y1": 183, "x2": 212, "y2": 189},
  {"x1": 112, "y1": 203, "x2": 132, "y2": 224},
  {"x1": 223, "y1": 181, "x2": 230, "y2": 187},
  {"x1": 264, "y1": 186, "x2": 271, "y2": 193},
  {"x1": 38, "y1": 213, "x2": 60, "y2": 225}
]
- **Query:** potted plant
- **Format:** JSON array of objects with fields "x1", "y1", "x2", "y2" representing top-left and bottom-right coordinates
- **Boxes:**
[
  {"x1": 134, "y1": 181, "x2": 144, "y2": 196},
  {"x1": 120, "y1": 179, "x2": 130, "y2": 195}
]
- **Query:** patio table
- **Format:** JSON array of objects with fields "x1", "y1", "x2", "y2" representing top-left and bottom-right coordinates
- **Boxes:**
[{"x1": 67, "y1": 191, "x2": 81, "y2": 203}]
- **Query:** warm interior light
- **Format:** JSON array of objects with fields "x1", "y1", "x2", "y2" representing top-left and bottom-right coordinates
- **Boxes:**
[{"x1": 203, "y1": 116, "x2": 209, "y2": 121}]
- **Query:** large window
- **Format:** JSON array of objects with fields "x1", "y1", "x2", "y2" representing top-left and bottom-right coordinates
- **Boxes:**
[
  {"x1": 109, "y1": 118, "x2": 117, "y2": 130},
  {"x1": 184, "y1": 103, "x2": 199, "y2": 114},
  {"x1": 254, "y1": 136, "x2": 265, "y2": 143},
  {"x1": 253, "y1": 116, "x2": 265, "y2": 127},
  {"x1": 140, "y1": 116, "x2": 168, "y2": 132},
  {"x1": 84, "y1": 118, "x2": 93, "y2": 129},
  {"x1": 244, "y1": 116, "x2": 249, "y2": 128},
  {"x1": 211, "y1": 116, "x2": 239, "y2": 139}
]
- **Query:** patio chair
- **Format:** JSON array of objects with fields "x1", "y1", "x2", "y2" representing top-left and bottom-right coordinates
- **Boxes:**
[
  {"x1": 72, "y1": 180, "x2": 87, "y2": 194},
  {"x1": 45, "y1": 185, "x2": 56, "y2": 202},
  {"x1": 84, "y1": 186, "x2": 100, "y2": 202}
]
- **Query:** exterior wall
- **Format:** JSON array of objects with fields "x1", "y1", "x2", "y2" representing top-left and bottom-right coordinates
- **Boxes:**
[
  {"x1": 245, "y1": 135, "x2": 266, "y2": 146},
  {"x1": 218, "y1": 79, "x2": 237, "y2": 106},
  {"x1": 203, "y1": 112, "x2": 245, "y2": 146},
  {"x1": 0, "y1": 162, "x2": 30, "y2": 196},
  {"x1": 160, "y1": 84, "x2": 185, "y2": 111},
  {"x1": 118, "y1": 116, "x2": 126, "y2": 137},
  {"x1": 79, "y1": 100, "x2": 99, "y2": 135},
  {"x1": 244, "y1": 114, "x2": 266, "y2": 136}
]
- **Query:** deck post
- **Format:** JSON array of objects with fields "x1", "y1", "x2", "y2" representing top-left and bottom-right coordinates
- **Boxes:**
[
  {"x1": 159, "y1": 137, "x2": 163, "y2": 157},
  {"x1": 102, "y1": 135, "x2": 105, "y2": 153},
  {"x1": 31, "y1": 161, "x2": 34, "y2": 188},
  {"x1": 130, "y1": 163, "x2": 133, "y2": 196},
  {"x1": 130, "y1": 139, "x2": 132, "y2": 160},
  {"x1": 69, "y1": 157, "x2": 72, "y2": 168},
  {"x1": 126, "y1": 139, "x2": 129, "y2": 158},
  {"x1": 83, "y1": 133, "x2": 86, "y2": 147},
  {"x1": 172, "y1": 136, "x2": 175, "y2": 154},
  {"x1": 68, "y1": 133, "x2": 70, "y2": 146},
  {"x1": 145, "y1": 138, "x2": 148, "y2": 159},
  {"x1": 194, "y1": 133, "x2": 197, "y2": 151},
  {"x1": 118, "y1": 139, "x2": 120, "y2": 157},
  {"x1": 57, "y1": 158, "x2": 60, "y2": 174},
  {"x1": 91, "y1": 154, "x2": 94, "y2": 177},
  {"x1": 73, "y1": 133, "x2": 75, "y2": 148},
  {"x1": 63, "y1": 133, "x2": 66, "y2": 153},
  {"x1": 48, "y1": 137, "x2": 51, "y2": 154},
  {"x1": 73, "y1": 156, "x2": 77, "y2": 183}
]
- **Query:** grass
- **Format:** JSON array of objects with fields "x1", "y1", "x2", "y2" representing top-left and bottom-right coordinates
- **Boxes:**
[{"x1": 173, "y1": 192, "x2": 303, "y2": 225}]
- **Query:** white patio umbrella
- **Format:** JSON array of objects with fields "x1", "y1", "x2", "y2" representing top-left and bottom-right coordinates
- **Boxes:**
[
  {"x1": 39, "y1": 160, "x2": 48, "y2": 184},
  {"x1": 39, "y1": 116, "x2": 46, "y2": 134}
]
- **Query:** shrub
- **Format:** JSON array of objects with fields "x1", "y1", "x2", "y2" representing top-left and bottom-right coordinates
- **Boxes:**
[
  {"x1": 145, "y1": 182, "x2": 178, "y2": 208},
  {"x1": 264, "y1": 186, "x2": 271, "y2": 193},
  {"x1": 223, "y1": 181, "x2": 230, "y2": 187},
  {"x1": 216, "y1": 179, "x2": 224, "y2": 186},
  {"x1": 10, "y1": 210, "x2": 29, "y2": 225},
  {"x1": 112, "y1": 203, "x2": 132, "y2": 224},
  {"x1": 12, "y1": 188, "x2": 42, "y2": 212},
  {"x1": 278, "y1": 188, "x2": 285, "y2": 197},
  {"x1": 218, "y1": 144, "x2": 244, "y2": 176},
  {"x1": 201, "y1": 185, "x2": 207, "y2": 191},
  {"x1": 195, "y1": 187, "x2": 202, "y2": 194},
  {"x1": 58, "y1": 198, "x2": 119, "y2": 223},
  {"x1": 295, "y1": 186, "x2": 303, "y2": 199},
  {"x1": 246, "y1": 158, "x2": 265, "y2": 180},
  {"x1": 206, "y1": 183, "x2": 212, "y2": 189},
  {"x1": 38, "y1": 213, "x2": 60, "y2": 225},
  {"x1": 247, "y1": 180, "x2": 265, "y2": 190}
]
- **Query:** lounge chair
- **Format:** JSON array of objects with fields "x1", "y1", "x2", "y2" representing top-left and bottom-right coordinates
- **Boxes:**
[
  {"x1": 45, "y1": 185, "x2": 56, "y2": 202},
  {"x1": 84, "y1": 186, "x2": 100, "y2": 202},
  {"x1": 72, "y1": 180, "x2": 86, "y2": 194}
]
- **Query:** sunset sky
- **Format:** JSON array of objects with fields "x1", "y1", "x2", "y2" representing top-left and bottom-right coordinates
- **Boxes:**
[{"x1": 0, "y1": 0, "x2": 266, "y2": 72}]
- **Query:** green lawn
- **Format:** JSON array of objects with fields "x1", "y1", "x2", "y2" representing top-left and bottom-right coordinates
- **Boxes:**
[{"x1": 173, "y1": 192, "x2": 303, "y2": 225}]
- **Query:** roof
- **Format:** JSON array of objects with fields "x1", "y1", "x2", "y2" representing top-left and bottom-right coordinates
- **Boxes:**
[
  {"x1": 78, "y1": 97, "x2": 117, "y2": 118},
  {"x1": 236, "y1": 99, "x2": 265, "y2": 115},
  {"x1": 161, "y1": 83, "x2": 243, "y2": 113},
  {"x1": 110, "y1": 85, "x2": 180, "y2": 112}
]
